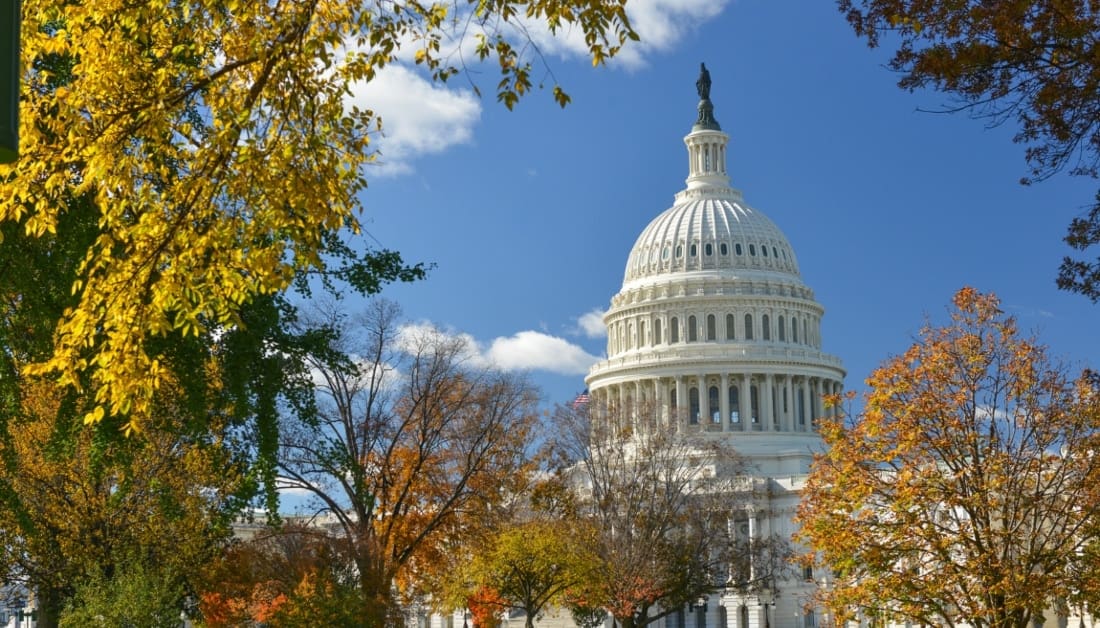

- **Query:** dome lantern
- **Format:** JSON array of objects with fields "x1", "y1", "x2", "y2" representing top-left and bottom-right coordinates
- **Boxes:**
[{"x1": 685, "y1": 63, "x2": 730, "y2": 192}]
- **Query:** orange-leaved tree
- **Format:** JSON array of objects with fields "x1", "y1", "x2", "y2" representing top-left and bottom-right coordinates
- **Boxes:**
[
  {"x1": 276, "y1": 299, "x2": 541, "y2": 625},
  {"x1": 798, "y1": 287, "x2": 1100, "y2": 628}
]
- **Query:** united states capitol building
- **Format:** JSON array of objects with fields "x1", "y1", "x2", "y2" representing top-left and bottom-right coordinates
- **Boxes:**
[{"x1": 581, "y1": 65, "x2": 843, "y2": 628}]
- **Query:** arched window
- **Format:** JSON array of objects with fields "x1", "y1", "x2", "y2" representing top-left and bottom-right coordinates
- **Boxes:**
[
  {"x1": 708, "y1": 386, "x2": 720, "y2": 422},
  {"x1": 654, "y1": 319, "x2": 662, "y2": 344},
  {"x1": 728, "y1": 386, "x2": 740, "y2": 423},
  {"x1": 670, "y1": 317, "x2": 680, "y2": 343},
  {"x1": 627, "y1": 323, "x2": 634, "y2": 349},
  {"x1": 639, "y1": 321, "x2": 646, "y2": 347},
  {"x1": 735, "y1": 243, "x2": 743, "y2": 255},
  {"x1": 804, "y1": 319, "x2": 809, "y2": 346},
  {"x1": 751, "y1": 385, "x2": 759, "y2": 424},
  {"x1": 670, "y1": 386, "x2": 678, "y2": 410},
  {"x1": 688, "y1": 315, "x2": 698, "y2": 341},
  {"x1": 689, "y1": 387, "x2": 700, "y2": 424},
  {"x1": 720, "y1": 243, "x2": 728, "y2": 255},
  {"x1": 792, "y1": 317, "x2": 799, "y2": 343},
  {"x1": 749, "y1": 244, "x2": 756, "y2": 256},
  {"x1": 675, "y1": 244, "x2": 683, "y2": 258},
  {"x1": 726, "y1": 313, "x2": 735, "y2": 340},
  {"x1": 706, "y1": 314, "x2": 716, "y2": 340},
  {"x1": 744, "y1": 313, "x2": 754, "y2": 340},
  {"x1": 778, "y1": 315, "x2": 786, "y2": 341},
  {"x1": 705, "y1": 243, "x2": 713, "y2": 256},
  {"x1": 690, "y1": 243, "x2": 697, "y2": 257},
  {"x1": 762, "y1": 314, "x2": 771, "y2": 341}
]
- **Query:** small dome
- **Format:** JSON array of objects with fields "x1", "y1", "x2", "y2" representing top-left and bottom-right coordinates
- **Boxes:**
[{"x1": 623, "y1": 194, "x2": 801, "y2": 285}]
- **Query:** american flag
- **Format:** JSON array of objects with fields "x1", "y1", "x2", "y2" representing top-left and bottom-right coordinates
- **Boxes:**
[{"x1": 571, "y1": 390, "x2": 590, "y2": 410}]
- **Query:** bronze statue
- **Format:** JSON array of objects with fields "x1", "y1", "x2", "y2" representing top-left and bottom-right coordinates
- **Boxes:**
[{"x1": 696, "y1": 63, "x2": 711, "y2": 101}]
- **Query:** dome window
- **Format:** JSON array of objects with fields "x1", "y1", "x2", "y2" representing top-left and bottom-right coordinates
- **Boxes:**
[
  {"x1": 744, "y1": 314, "x2": 754, "y2": 340},
  {"x1": 749, "y1": 244, "x2": 756, "y2": 256},
  {"x1": 670, "y1": 317, "x2": 680, "y2": 343},
  {"x1": 675, "y1": 245, "x2": 683, "y2": 258},
  {"x1": 690, "y1": 244, "x2": 697, "y2": 257},
  {"x1": 735, "y1": 243, "x2": 743, "y2": 255},
  {"x1": 720, "y1": 243, "x2": 728, "y2": 255},
  {"x1": 782, "y1": 249, "x2": 788, "y2": 260},
  {"x1": 725, "y1": 314, "x2": 735, "y2": 340},
  {"x1": 773, "y1": 246, "x2": 779, "y2": 258},
  {"x1": 662, "y1": 246, "x2": 670, "y2": 260},
  {"x1": 688, "y1": 315, "x2": 698, "y2": 342},
  {"x1": 792, "y1": 317, "x2": 799, "y2": 343},
  {"x1": 762, "y1": 314, "x2": 771, "y2": 340},
  {"x1": 706, "y1": 314, "x2": 716, "y2": 340},
  {"x1": 705, "y1": 243, "x2": 713, "y2": 256},
  {"x1": 778, "y1": 315, "x2": 786, "y2": 341},
  {"x1": 689, "y1": 387, "x2": 700, "y2": 424},
  {"x1": 762, "y1": 246, "x2": 768, "y2": 257},
  {"x1": 654, "y1": 319, "x2": 662, "y2": 344}
]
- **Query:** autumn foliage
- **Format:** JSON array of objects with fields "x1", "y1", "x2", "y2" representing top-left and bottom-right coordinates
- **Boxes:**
[
  {"x1": 798, "y1": 287, "x2": 1100, "y2": 628},
  {"x1": 2, "y1": 0, "x2": 636, "y2": 433}
]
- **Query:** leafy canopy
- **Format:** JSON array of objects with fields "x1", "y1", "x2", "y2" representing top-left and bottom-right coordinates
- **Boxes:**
[
  {"x1": 4, "y1": 0, "x2": 636, "y2": 433},
  {"x1": 797, "y1": 287, "x2": 1100, "y2": 628}
]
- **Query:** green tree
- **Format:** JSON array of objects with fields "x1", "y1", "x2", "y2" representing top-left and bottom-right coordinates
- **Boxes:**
[
  {"x1": 0, "y1": 377, "x2": 246, "y2": 628},
  {"x1": 797, "y1": 287, "x2": 1100, "y2": 628},
  {"x1": 837, "y1": 1, "x2": 1100, "y2": 301},
  {"x1": 4, "y1": 0, "x2": 636, "y2": 433}
]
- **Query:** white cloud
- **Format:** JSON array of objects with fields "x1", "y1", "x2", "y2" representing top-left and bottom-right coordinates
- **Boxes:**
[
  {"x1": 577, "y1": 308, "x2": 608, "y2": 338},
  {"x1": 516, "y1": 0, "x2": 731, "y2": 69},
  {"x1": 487, "y1": 331, "x2": 601, "y2": 375},
  {"x1": 396, "y1": 322, "x2": 599, "y2": 375},
  {"x1": 348, "y1": 64, "x2": 482, "y2": 176}
]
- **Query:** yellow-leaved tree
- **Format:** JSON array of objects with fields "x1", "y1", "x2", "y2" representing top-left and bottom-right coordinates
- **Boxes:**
[
  {"x1": 5, "y1": 0, "x2": 636, "y2": 433},
  {"x1": 797, "y1": 288, "x2": 1100, "y2": 628}
]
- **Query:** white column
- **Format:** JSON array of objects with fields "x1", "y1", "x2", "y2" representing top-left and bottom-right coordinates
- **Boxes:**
[
  {"x1": 800, "y1": 377, "x2": 811, "y2": 431},
  {"x1": 675, "y1": 375, "x2": 687, "y2": 431},
  {"x1": 699, "y1": 374, "x2": 710, "y2": 426}
]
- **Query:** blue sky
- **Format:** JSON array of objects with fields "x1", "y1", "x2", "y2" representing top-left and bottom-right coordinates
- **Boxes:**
[{"x1": 342, "y1": 0, "x2": 1098, "y2": 409}]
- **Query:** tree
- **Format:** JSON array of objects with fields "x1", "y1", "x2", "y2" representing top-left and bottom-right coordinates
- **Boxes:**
[
  {"x1": 836, "y1": 1, "x2": 1100, "y2": 301},
  {"x1": 460, "y1": 517, "x2": 599, "y2": 628},
  {"x1": 0, "y1": 377, "x2": 247, "y2": 628},
  {"x1": 2, "y1": 0, "x2": 636, "y2": 432},
  {"x1": 797, "y1": 287, "x2": 1100, "y2": 628},
  {"x1": 554, "y1": 401, "x2": 781, "y2": 628},
  {"x1": 275, "y1": 299, "x2": 541, "y2": 625}
]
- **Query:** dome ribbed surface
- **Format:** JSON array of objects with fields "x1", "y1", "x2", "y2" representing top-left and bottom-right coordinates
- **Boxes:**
[{"x1": 623, "y1": 196, "x2": 801, "y2": 284}]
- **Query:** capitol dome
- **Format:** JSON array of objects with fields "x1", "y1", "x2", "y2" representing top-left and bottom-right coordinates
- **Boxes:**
[{"x1": 585, "y1": 64, "x2": 845, "y2": 469}]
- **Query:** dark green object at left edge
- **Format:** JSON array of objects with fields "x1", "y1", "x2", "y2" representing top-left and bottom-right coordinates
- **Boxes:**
[{"x1": 0, "y1": 0, "x2": 19, "y2": 164}]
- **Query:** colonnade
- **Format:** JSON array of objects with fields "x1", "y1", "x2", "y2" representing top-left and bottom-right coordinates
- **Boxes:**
[{"x1": 590, "y1": 373, "x2": 842, "y2": 433}]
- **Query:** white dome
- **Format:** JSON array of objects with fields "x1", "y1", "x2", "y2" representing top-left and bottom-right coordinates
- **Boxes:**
[{"x1": 624, "y1": 194, "x2": 801, "y2": 286}]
